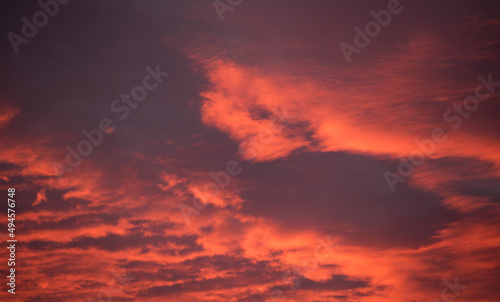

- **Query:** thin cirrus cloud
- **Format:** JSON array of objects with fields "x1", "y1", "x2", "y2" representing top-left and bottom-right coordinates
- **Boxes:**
[{"x1": 0, "y1": 1, "x2": 499, "y2": 301}]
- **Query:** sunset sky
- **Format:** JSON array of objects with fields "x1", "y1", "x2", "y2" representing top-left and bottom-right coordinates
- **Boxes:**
[{"x1": 1, "y1": 1, "x2": 500, "y2": 301}]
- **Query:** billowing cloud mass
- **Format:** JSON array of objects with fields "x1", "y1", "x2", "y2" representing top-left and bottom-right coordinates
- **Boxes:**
[{"x1": 1, "y1": 0, "x2": 500, "y2": 301}]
